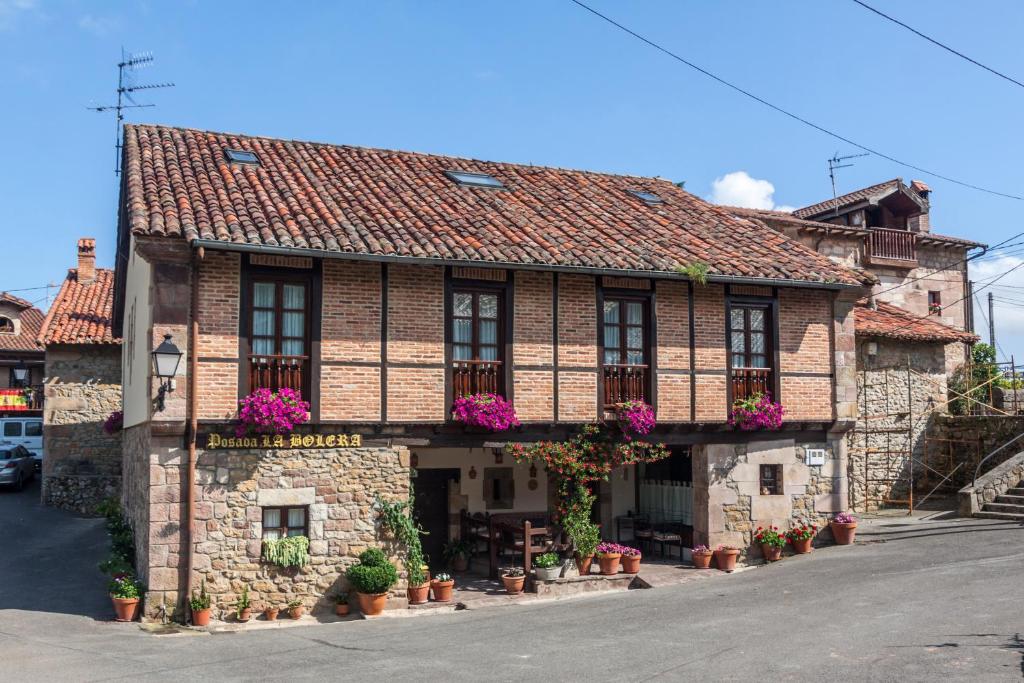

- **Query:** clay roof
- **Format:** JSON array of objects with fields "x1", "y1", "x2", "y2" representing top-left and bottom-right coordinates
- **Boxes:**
[
  {"x1": 39, "y1": 268, "x2": 119, "y2": 345},
  {"x1": 0, "y1": 293, "x2": 44, "y2": 352},
  {"x1": 855, "y1": 299, "x2": 977, "y2": 344},
  {"x1": 122, "y1": 124, "x2": 865, "y2": 287},
  {"x1": 794, "y1": 179, "x2": 905, "y2": 218},
  {"x1": 724, "y1": 206, "x2": 870, "y2": 234}
]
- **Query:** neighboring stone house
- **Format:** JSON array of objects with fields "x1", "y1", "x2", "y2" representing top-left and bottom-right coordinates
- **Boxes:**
[
  {"x1": 0, "y1": 292, "x2": 45, "y2": 416},
  {"x1": 38, "y1": 238, "x2": 122, "y2": 513},
  {"x1": 114, "y1": 124, "x2": 870, "y2": 620}
]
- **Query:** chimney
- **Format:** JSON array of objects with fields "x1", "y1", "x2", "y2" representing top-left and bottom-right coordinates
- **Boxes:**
[
  {"x1": 909, "y1": 180, "x2": 931, "y2": 233},
  {"x1": 77, "y1": 238, "x2": 96, "y2": 285}
]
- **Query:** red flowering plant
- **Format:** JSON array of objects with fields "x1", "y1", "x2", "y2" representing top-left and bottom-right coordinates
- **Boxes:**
[
  {"x1": 235, "y1": 388, "x2": 310, "y2": 438},
  {"x1": 616, "y1": 401, "x2": 656, "y2": 439},
  {"x1": 753, "y1": 525, "x2": 786, "y2": 548},
  {"x1": 451, "y1": 393, "x2": 520, "y2": 432},
  {"x1": 103, "y1": 410, "x2": 124, "y2": 435},
  {"x1": 785, "y1": 520, "x2": 818, "y2": 543},
  {"x1": 729, "y1": 392, "x2": 785, "y2": 431}
]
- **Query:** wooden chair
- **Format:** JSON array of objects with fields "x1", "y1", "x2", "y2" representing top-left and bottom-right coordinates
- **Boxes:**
[{"x1": 651, "y1": 520, "x2": 690, "y2": 561}]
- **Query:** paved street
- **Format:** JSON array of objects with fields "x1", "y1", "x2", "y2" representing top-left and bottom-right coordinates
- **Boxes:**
[{"x1": 1, "y1": 487, "x2": 1022, "y2": 682}]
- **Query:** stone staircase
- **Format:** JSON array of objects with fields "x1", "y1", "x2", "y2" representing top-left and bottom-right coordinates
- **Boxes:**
[{"x1": 975, "y1": 480, "x2": 1024, "y2": 521}]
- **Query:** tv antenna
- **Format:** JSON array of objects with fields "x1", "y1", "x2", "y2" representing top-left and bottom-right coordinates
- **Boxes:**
[
  {"x1": 87, "y1": 49, "x2": 174, "y2": 174},
  {"x1": 827, "y1": 152, "x2": 869, "y2": 217}
]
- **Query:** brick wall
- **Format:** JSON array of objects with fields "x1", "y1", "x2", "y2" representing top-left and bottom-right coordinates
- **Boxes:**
[
  {"x1": 557, "y1": 274, "x2": 597, "y2": 422},
  {"x1": 655, "y1": 280, "x2": 690, "y2": 421},
  {"x1": 197, "y1": 252, "x2": 240, "y2": 419},
  {"x1": 779, "y1": 288, "x2": 833, "y2": 421},
  {"x1": 693, "y1": 285, "x2": 727, "y2": 421},
  {"x1": 386, "y1": 264, "x2": 445, "y2": 421}
]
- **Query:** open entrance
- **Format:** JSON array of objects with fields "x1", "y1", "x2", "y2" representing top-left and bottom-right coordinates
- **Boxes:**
[{"x1": 413, "y1": 467, "x2": 460, "y2": 569}]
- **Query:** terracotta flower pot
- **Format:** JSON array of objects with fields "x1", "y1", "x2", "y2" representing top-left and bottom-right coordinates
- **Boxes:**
[
  {"x1": 407, "y1": 583, "x2": 430, "y2": 605},
  {"x1": 830, "y1": 521, "x2": 857, "y2": 545},
  {"x1": 692, "y1": 550, "x2": 713, "y2": 569},
  {"x1": 501, "y1": 574, "x2": 525, "y2": 594},
  {"x1": 761, "y1": 543, "x2": 783, "y2": 562},
  {"x1": 264, "y1": 607, "x2": 280, "y2": 621},
  {"x1": 790, "y1": 537, "x2": 813, "y2": 554},
  {"x1": 288, "y1": 605, "x2": 304, "y2": 619},
  {"x1": 335, "y1": 603, "x2": 350, "y2": 617},
  {"x1": 597, "y1": 553, "x2": 622, "y2": 575},
  {"x1": 431, "y1": 579, "x2": 455, "y2": 603},
  {"x1": 575, "y1": 554, "x2": 594, "y2": 575},
  {"x1": 713, "y1": 548, "x2": 739, "y2": 572},
  {"x1": 620, "y1": 554, "x2": 641, "y2": 574},
  {"x1": 357, "y1": 592, "x2": 389, "y2": 616},
  {"x1": 111, "y1": 596, "x2": 139, "y2": 622},
  {"x1": 452, "y1": 556, "x2": 469, "y2": 573},
  {"x1": 237, "y1": 608, "x2": 252, "y2": 623},
  {"x1": 192, "y1": 607, "x2": 212, "y2": 627}
]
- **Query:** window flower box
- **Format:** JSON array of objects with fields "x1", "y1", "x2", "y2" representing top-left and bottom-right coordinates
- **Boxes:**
[
  {"x1": 616, "y1": 400, "x2": 656, "y2": 438},
  {"x1": 451, "y1": 393, "x2": 520, "y2": 432},
  {"x1": 236, "y1": 388, "x2": 310, "y2": 438},
  {"x1": 729, "y1": 392, "x2": 784, "y2": 431}
]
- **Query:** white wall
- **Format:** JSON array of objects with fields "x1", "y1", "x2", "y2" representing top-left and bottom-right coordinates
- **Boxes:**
[
  {"x1": 121, "y1": 235, "x2": 153, "y2": 429},
  {"x1": 413, "y1": 447, "x2": 548, "y2": 514}
]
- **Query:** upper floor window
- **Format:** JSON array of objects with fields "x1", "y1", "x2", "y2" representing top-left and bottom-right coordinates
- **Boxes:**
[
  {"x1": 729, "y1": 302, "x2": 774, "y2": 403},
  {"x1": 247, "y1": 277, "x2": 311, "y2": 395},
  {"x1": 451, "y1": 289, "x2": 503, "y2": 396},
  {"x1": 0, "y1": 317, "x2": 13, "y2": 334},
  {"x1": 601, "y1": 296, "x2": 649, "y2": 407},
  {"x1": 928, "y1": 291, "x2": 942, "y2": 315}
]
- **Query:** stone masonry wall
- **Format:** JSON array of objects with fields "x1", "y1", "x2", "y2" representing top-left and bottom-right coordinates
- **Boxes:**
[
  {"x1": 41, "y1": 344, "x2": 123, "y2": 513},
  {"x1": 926, "y1": 414, "x2": 1024, "y2": 491}
]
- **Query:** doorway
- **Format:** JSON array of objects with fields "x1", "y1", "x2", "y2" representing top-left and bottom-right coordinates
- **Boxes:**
[{"x1": 413, "y1": 468, "x2": 460, "y2": 570}]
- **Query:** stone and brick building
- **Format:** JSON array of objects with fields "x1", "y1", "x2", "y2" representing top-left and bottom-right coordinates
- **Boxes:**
[
  {"x1": 0, "y1": 292, "x2": 45, "y2": 416},
  {"x1": 115, "y1": 124, "x2": 872, "y2": 620},
  {"x1": 38, "y1": 238, "x2": 122, "y2": 513}
]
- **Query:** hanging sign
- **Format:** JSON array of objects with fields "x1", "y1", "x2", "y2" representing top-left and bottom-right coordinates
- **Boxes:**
[{"x1": 204, "y1": 432, "x2": 362, "y2": 450}]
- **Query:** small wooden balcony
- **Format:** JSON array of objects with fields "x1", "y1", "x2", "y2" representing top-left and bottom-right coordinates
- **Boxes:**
[
  {"x1": 0, "y1": 385, "x2": 43, "y2": 414},
  {"x1": 867, "y1": 228, "x2": 917, "y2": 266},
  {"x1": 452, "y1": 359, "x2": 503, "y2": 397},
  {"x1": 603, "y1": 364, "x2": 648, "y2": 408},
  {"x1": 731, "y1": 368, "x2": 772, "y2": 402},
  {"x1": 249, "y1": 354, "x2": 308, "y2": 394}
]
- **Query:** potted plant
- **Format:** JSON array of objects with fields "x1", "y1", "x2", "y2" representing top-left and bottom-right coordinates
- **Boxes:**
[
  {"x1": 595, "y1": 541, "x2": 623, "y2": 575},
  {"x1": 501, "y1": 567, "x2": 526, "y2": 594},
  {"x1": 346, "y1": 548, "x2": 399, "y2": 616},
  {"x1": 691, "y1": 544, "x2": 713, "y2": 569},
  {"x1": 334, "y1": 592, "x2": 350, "y2": 617},
  {"x1": 109, "y1": 574, "x2": 142, "y2": 622},
  {"x1": 830, "y1": 512, "x2": 858, "y2": 545},
  {"x1": 264, "y1": 605, "x2": 280, "y2": 621},
  {"x1": 729, "y1": 392, "x2": 784, "y2": 431},
  {"x1": 754, "y1": 526, "x2": 786, "y2": 562},
  {"x1": 234, "y1": 585, "x2": 252, "y2": 622},
  {"x1": 713, "y1": 545, "x2": 739, "y2": 572},
  {"x1": 563, "y1": 496, "x2": 600, "y2": 576},
  {"x1": 619, "y1": 545, "x2": 642, "y2": 574},
  {"x1": 430, "y1": 572, "x2": 455, "y2": 602},
  {"x1": 190, "y1": 585, "x2": 212, "y2": 627},
  {"x1": 235, "y1": 387, "x2": 310, "y2": 437},
  {"x1": 406, "y1": 547, "x2": 430, "y2": 605},
  {"x1": 616, "y1": 400, "x2": 656, "y2": 438},
  {"x1": 287, "y1": 599, "x2": 304, "y2": 619},
  {"x1": 442, "y1": 540, "x2": 473, "y2": 573},
  {"x1": 451, "y1": 393, "x2": 520, "y2": 431},
  {"x1": 786, "y1": 521, "x2": 817, "y2": 554},
  {"x1": 262, "y1": 535, "x2": 310, "y2": 568},
  {"x1": 533, "y1": 552, "x2": 562, "y2": 581}
]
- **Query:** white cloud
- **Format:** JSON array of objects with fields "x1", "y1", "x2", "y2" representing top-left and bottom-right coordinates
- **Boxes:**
[
  {"x1": 708, "y1": 171, "x2": 792, "y2": 212},
  {"x1": 0, "y1": 0, "x2": 37, "y2": 30},
  {"x1": 972, "y1": 254, "x2": 1024, "y2": 361}
]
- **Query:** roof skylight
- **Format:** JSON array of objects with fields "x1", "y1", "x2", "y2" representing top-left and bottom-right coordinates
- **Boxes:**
[
  {"x1": 629, "y1": 189, "x2": 663, "y2": 204},
  {"x1": 445, "y1": 170, "x2": 504, "y2": 189},
  {"x1": 225, "y1": 148, "x2": 260, "y2": 165}
]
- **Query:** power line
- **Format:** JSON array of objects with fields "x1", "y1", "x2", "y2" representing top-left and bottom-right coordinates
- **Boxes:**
[
  {"x1": 850, "y1": 0, "x2": 1024, "y2": 91},
  {"x1": 567, "y1": 0, "x2": 1024, "y2": 201}
]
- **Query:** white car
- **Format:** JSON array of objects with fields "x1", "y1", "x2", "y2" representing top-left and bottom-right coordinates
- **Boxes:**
[{"x1": 0, "y1": 417, "x2": 42, "y2": 471}]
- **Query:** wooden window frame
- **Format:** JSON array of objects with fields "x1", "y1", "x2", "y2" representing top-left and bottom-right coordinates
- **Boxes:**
[
  {"x1": 759, "y1": 464, "x2": 783, "y2": 496},
  {"x1": 725, "y1": 293, "x2": 780, "y2": 408},
  {"x1": 260, "y1": 505, "x2": 310, "y2": 539},
  {"x1": 598, "y1": 288, "x2": 655, "y2": 411},
  {"x1": 451, "y1": 287, "x2": 505, "y2": 370}
]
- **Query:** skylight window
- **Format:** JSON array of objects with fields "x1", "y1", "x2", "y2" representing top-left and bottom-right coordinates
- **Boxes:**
[
  {"x1": 445, "y1": 170, "x2": 504, "y2": 189},
  {"x1": 225, "y1": 148, "x2": 260, "y2": 165},
  {"x1": 629, "y1": 189, "x2": 663, "y2": 204}
]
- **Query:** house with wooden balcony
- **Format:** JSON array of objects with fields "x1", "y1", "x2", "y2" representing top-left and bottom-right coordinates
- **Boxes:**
[
  {"x1": 0, "y1": 292, "x2": 45, "y2": 418},
  {"x1": 114, "y1": 124, "x2": 870, "y2": 619}
]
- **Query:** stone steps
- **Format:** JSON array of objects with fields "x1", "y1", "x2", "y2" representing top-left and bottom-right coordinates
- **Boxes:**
[
  {"x1": 1003, "y1": 487, "x2": 1024, "y2": 497},
  {"x1": 982, "y1": 502, "x2": 1024, "y2": 514},
  {"x1": 995, "y1": 494, "x2": 1024, "y2": 504},
  {"x1": 974, "y1": 510, "x2": 1024, "y2": 521},
  {"x1": 977, "y1": 480, "x2": 1024, "y2": 520}
]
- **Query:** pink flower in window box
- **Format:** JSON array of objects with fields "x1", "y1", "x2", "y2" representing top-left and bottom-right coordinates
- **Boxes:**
[
  {"x1": 451, "y1": 393, "x2": 520, "y2": 432},
  {"x1": 236, "y1": 388, "x2": 310, "y2": 437}
]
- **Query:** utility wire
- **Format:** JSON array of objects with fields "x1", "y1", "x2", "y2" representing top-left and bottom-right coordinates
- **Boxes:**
[
  {"x1": 851, "y1": 0, "x2": 1024, "y2": 91},
  {"x1": 568, "y1": 0, "x2": 1024, "y2": 201}
]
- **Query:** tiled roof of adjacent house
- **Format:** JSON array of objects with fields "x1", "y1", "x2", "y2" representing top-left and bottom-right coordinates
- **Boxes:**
[
  {"x1": 794, "y1": 179, "x2": 905, "y2": 219},
  {"x1": 725, "y1": 206, "x2": 870, "y2": 234},
  {"x1": 0, "y1": 293, "x2": 44, "y2": 352},
  {"x1": 38, "y1": 269, "x2": 119, "y2": 345},
  {"x1": 855, "y1": 299, "x2": 977, "y2": 343},
  {"x1": 122, "y1": 124, "x2": 866, "y2": 287}
]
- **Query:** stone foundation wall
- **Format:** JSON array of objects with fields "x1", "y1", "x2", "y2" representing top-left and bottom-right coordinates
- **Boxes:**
[
  {"x1": 41, "y1": 344, "x2": 123, "y2": 513},
  {"x1": 925, "y1": 414, "x2": 1024, "y2": 490}
]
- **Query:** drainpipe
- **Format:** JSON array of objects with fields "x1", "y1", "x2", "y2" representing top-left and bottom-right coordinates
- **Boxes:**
[{"x1": 185, "y1": 245, "x2": 204, "y2": 619}]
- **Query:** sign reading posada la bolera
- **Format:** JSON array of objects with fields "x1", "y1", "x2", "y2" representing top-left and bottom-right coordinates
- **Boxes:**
[{"x1": 205, "y1": 432, "x2": 363, "y2": 450}]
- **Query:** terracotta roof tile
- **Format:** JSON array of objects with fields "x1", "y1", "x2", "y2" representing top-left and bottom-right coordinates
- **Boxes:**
[
  {"x1": 794, "y1": 179, "x2": 905, "y2": 219},
  {"x1": 38, "y1": 269, "x2": 119, "y2": 345},
  {"x1": 123, "y1": 125, "x2": 864, "y2": 287},
  {"x1": 855, "y1": 299, "x2": 977, "y2": 344},
  {"x1": 0, "y1": 293, "x2": 44, "y2": 352}
]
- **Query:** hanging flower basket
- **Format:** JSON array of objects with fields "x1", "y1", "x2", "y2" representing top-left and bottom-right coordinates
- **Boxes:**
[
  {"x1": 729, "y1": 392, "x2": 784, "y2": 431},
  {"x1": 451, "y1": 393, "x2": 520, "y2": 432},
  {"x1": 616, "y1": 401, "x2": 656, "y2": 438},
  {"x1": 103, "y1": 410, "x2": 124, "y2": 435},
  {"x1": 236, "y1": 388, "x2": 310, "y2": 438}
]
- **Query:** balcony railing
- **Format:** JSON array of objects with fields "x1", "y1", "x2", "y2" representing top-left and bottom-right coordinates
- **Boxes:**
[
  {"x1": 869, "y1": 228, "x2": 917, "y2": 263},
  {"x1": 731, "y1": 368, "x2": 772, "y2": 403},
  {"x1": 249, "y1": 354, "x2": 308, "y2": 393},
  {"x1": 0, "y1": 385, "x2": 43, "y2": 412},
  {"x1": 452, "y1": 359, "x2": 503, "y2": 397},
  {"x1": 603, "y1": 364, "x2": 648, "y2": 408}
]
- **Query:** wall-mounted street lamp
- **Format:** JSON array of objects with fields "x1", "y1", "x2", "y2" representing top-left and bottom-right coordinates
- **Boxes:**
[
  {"x1": 12, "y1": 360, "x2": 28, "y2": 387},
  {"x1": 152, "y1": 334, "x2": 183, "y2": 412}
]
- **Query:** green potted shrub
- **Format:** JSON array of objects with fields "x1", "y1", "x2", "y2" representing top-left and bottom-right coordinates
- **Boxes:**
[
  {"x1": 562, "y1": 486, "x2": 601, "y2": 575},
  {"x1": 533, "y1": 552, "x2": 562, "y2": 581},
  {"x1": 287, "y1": 599, "x2": 304, "y2": 619},
  {"x1": 234, "y1": 585, "x2": 252, "y2": 622},
  {"x1": 442, "y1": 539, "x2": 473, "y2": 573},
  {"x1": 406, "y1": 545, "x2": 430, "y2": 605},
  {"x1": 430, "y1": 571, "x2": 455, "y2": 602},
  {"x1": 109, "y1": 574, "x2": 143, "y2": 622},
  {"x1": 334, "y1": 592, "x2": 350, "y2": 617},
  {"x1": 190, "y1": 584, "x2": 212, "y2": 627},
  {"x1": 501, "y1": 566, "x2": 525, "y2": 594},
  {"x1": 346, "y1": 548, "x2": 398, "y2": 616}
]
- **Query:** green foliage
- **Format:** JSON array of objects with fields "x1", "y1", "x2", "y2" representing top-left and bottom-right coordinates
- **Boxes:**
[
  {"x1": 108, "y1": 575, "x2": 142, "y2": 599},
  {"x1": 433, "y1": 572, "x2": 453, "y2": 583},
  {"x1": 442, "y1": 539, "x2": 473, "y2": 561},
  {"x1": 262, "y1": 535, "x2": 310, "y2": 567},
  {"x1": 98, "y1": 553, "x2": 134, "y2": 577},
  {"x1": 190, "y1": 584, "x2": 211, "y2": 611},
  {"x1": 949, "y1": 343, "x2": 1007, "y2": 414},
  {"x1": 676, "y1": 262, "x2": 710, "y2": 286},
  {"x1": 94, "y1": 496, "x2": 121, "y2": 519},
  {"x1": 333, "y1": 591, "x2": 349, "y2": 604},
  {"x1": 346, "y1": 548, "x2": 399, "y2": 594},
  {"x1": 533, "y1": 552, "x2": 560, "y2": 569},
  {"x1": 376, "y1": 492, "x2": 429, "y2": 586},
  {"x1": 287, "y1": 599, "x2": 303, "y2": 609},
  {"x1": 234, "y1": 585, "x2": 250, "y2": 617},
  {"x1": 561, "y1": 485, "x2": 601, "y2": 557}
]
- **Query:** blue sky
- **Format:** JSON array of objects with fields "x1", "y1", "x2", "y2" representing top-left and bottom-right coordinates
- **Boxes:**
[{"x1": 2, "y1": 1, "x2": 1023, "y2": 356}]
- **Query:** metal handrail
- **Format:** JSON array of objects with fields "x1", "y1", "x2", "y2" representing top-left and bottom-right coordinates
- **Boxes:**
[{"x1": 972, "y1": 431, "x2": 1024, "y2": 486}]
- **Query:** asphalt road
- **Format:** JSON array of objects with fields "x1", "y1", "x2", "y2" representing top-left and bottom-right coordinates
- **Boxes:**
[{"x1": 1, "y1": 482, "x2": 1022, "y2": 682}]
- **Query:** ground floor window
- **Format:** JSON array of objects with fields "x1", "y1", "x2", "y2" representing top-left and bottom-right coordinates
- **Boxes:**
[
  {"x1": 637, "y1": 447, "x2": 692, "y2": 525},
  {"x1": 261, "y1": 506, "x2": 308, "y2": 539},
  {"x1": 760, "y1": 464, "x2": 783, "y2": 495}
]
